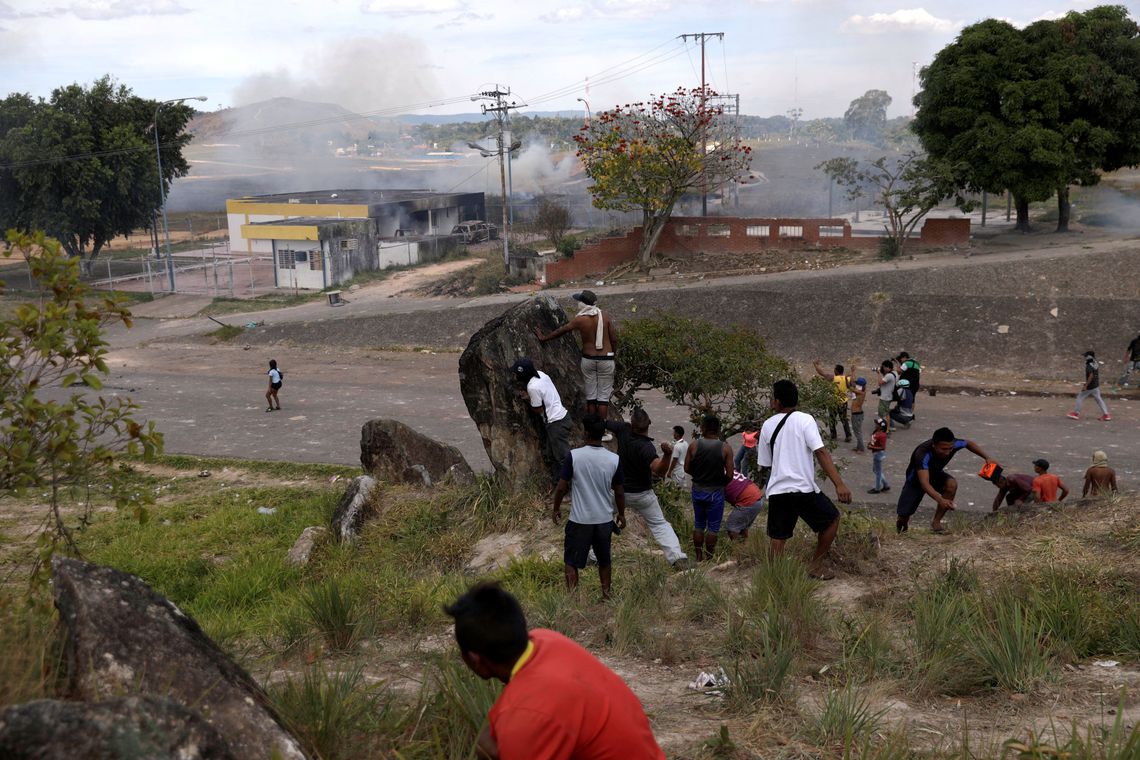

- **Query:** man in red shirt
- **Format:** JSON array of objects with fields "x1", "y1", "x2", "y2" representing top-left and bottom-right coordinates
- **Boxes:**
[
  {"x1": 1031, "y1": 459, "x2": 1069, "y2": 503},
  {"x1": 445, "y1": 582, "x2": 665, "y2": 760}
]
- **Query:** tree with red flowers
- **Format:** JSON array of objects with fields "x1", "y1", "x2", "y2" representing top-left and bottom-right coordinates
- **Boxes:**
[{"x1": 574, "y1": 87, "x2": 752, "y2": 269}]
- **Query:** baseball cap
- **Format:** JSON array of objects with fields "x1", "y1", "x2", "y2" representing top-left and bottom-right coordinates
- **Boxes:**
[
  {"x1": 1032, "y1": 458, "x2": 1049, "y2": 469},
  {"x1": 856, "y1": 376, "x2": 867, "y2": 386},
  {"x1": 572, "y1": 290, "x2": 597, "y2": 305},
  {"x1": 510, "y1": 357, "x2": 535, "y2": 376}
]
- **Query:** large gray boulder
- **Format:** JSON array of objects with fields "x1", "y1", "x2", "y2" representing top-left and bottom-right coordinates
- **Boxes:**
[
  {"x1": 458, "y1": 295, "x2": 587, "y2": 488},
  {"x1": 330, "y1": 474, "x2": 378, "y2": 543},
  {"x1": 360, "y1": 419, "x2": 475, "y2": 487},
  {"x1": 0, "y1": 696, "x2": 236, "y2": 760},
  {"x1": 51, "y1": 557, "x2": 308, "y2": 760}
]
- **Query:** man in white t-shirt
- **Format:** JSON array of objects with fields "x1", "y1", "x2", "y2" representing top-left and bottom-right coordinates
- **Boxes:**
[
  {"x1": 665, "y1": 425, "x2": 690, "y2": 487},
  {"x1": 512, "y1": 358, "x2": 572, "y2": 487},
  {"x1": 756, "y1": 379, "x2": 852, "y2": 579}
]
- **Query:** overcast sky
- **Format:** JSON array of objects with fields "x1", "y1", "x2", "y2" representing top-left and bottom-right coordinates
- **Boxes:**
[{"x1": 0, "y1": 0, "x2": 1126, "y2": 120}]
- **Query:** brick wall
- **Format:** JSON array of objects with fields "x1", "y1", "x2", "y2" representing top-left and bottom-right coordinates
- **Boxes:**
[
  {"x1": 540, "y1": 216, "x2": 970, "y2": 284},
  {"x1": 920, "y1": 217, "x2": 970, "y2": 245}
]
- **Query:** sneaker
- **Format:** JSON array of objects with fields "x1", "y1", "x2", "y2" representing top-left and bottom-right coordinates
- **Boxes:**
[
  {"x1": 1066, "y1": 411, "x2": 1080, "y2": 420},
  {"x1": 1100, "y1": 414, "x2": 1112, "y2": 421},
  {"x1": 867, "y1": 488, "x2": 882, "y2": 494},
  {"x1": 671, "y1": 558, "x2": 694, "y2": 571},
  {"x1": 881, "y1": 485, "x2": 890, "y2": 492},
  {"x1": 265, "y1": 407, "x2": 274, "y2": 412}
]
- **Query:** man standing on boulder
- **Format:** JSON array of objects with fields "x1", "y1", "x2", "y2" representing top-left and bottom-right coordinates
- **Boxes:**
[
  {"x1": 512, "y1": 358, "x2": 572, "y2": 488},
  {"x1": 552, "y1": 415, "x2": 626, "y2": 598},
  {"x1": 605, "y1": 409, "x2": 690, "y2": 570},
  {"x1": 535, "y1": 290, "x2": 618, "y2": 424}
]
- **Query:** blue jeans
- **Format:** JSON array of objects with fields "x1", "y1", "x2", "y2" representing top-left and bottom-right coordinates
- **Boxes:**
[
  {"x1": 872, "y1": 451, "x2": 888, "y2": 491},
  {"x1": 734, "y1": 445, "x2": 754, "y2": 478},
  {"x1": 692, "y1": 488, "x2": 726, "y2": 533}
]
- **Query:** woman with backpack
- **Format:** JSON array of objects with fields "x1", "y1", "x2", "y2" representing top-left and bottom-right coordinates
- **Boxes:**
[{"x1": 266, "y1": 359, "x2": 283, "y2": 412}]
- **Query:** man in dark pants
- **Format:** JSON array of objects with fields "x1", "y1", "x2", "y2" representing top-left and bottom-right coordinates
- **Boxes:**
[
  {"x1": 552, "y1": 415, "x2": 625, "y2": 598},
  {"x1": 512, "y1": 357, "x2": 572, "y2": 488},
  {"x1": 756, "y1": 380, "x2": 852, "y2": 579},
  {"x1": 896, "y1": 427, "x2": 998, "y2": 534},
  {"x1": 605, "y1": 409, "x2": 690, "y2": 569}
]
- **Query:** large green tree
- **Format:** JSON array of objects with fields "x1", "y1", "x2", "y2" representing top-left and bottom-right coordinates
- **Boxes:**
[
  {"x1": 574, "y1": 87, "x2": 752, "y2": 269},
  {"x1": 913, "y1": 7, "x2": 1140, "y2": 232},
  {"x1": 0, "y1": 76, "x2": 195, "y2": 267},
  {"x1": 844, "y1": 89, "x2": 893, "y2": 144}
]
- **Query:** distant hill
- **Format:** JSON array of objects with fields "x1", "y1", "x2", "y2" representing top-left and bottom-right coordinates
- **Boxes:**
[{"x1": 188, "y1": 97, "x2": 398, "y2": 152}]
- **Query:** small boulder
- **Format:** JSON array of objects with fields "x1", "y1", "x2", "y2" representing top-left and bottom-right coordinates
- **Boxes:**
[
  {"x1": 330, "y1": 475, "x2": 378, "y2": 544},
  {"x1": 458, "y1": 295, "x2": 587, "y2": 489},
  {"x1": 51, "y1": 558, "x2": 308, "y2": 760},
  {"x1": 286, "y1": 526, "x2": 328, "y2": 567},
  {"x1": 360, "y1": 419, "x2": 475, "y2": 487},
  {"x1": 0, "y1": 696, "x2": 236, "y2": 760},
  {"x1": 465, "y1": 533, "x2": 527, "y2": 574}
]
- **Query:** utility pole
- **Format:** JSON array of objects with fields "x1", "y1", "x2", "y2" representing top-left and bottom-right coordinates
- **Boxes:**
[
  {"x1": 680, "y1": 32, "x2": 723, "y2": 217},
  {"x1": 474, "y1": 85, "x2": 523, "y2": 271}
]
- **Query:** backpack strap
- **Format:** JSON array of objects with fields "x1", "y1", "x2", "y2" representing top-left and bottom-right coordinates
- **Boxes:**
[{"x1": 768, "y1": 412, "x2": 793, "y2": 453}]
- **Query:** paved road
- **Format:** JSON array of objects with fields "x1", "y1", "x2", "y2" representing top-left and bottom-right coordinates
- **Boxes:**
[{"x1": 96, "y1": 340, "x2": 1136, "y2": 517}]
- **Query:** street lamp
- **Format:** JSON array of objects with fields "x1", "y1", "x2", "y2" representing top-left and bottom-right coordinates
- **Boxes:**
[
  {"x1": 154, "y1": 96, "x2": 206, "y2": 292},
  {"x1": 576, "y1": 97, "x2": 591, "y2": 126}
]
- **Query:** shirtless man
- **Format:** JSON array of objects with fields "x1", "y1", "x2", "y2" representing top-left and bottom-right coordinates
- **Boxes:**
[
  {"x1": 1083, "y1": 451, "x2": 1118, "y2": 496},
  {"x1": 535, "y1": 290, "x2": 619, "y2": 420}
]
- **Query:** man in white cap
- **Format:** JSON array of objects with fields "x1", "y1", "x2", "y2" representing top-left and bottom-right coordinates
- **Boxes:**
[{"x1": 535, "y1": 289, "x2": 618, "y2": 424}]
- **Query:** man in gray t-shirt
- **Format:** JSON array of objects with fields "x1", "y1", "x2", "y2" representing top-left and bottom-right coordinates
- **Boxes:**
[{"x1": 553, "y1": 415, "x2": 626, "y2": 599}]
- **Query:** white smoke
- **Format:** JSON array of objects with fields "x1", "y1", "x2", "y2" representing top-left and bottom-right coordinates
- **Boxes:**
[{"x1": 231, "y1": 34, "x2": 441, "y2": 114}]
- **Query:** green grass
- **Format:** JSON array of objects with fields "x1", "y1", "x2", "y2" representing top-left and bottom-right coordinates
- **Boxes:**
[
  {"x1": 805, "y1": 682, "x2": 887, "y2": 747},
  {"x1": 270, "y1": 665, "x2": 396, "y2": 760},
  {"x1": 198, "y1": 292, "x2": 319, "y2": 317},
  {"x1": 208, "y1": 324, "x2": 245, "y2": 341}
]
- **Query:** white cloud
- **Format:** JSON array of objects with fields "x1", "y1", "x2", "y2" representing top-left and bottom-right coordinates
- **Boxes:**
[
  {"x1": 68, "y1": 0, "x2": 189, "y2": 20},
  {"x1": 540, "y1": 0, "x2": 673, "y2": 23},
  {"x1": 842, "y1": 8, "x2": 958, "y2": 34},
  {"x1": 360, "y1": 0, "x2": 462, "y2": 16}
]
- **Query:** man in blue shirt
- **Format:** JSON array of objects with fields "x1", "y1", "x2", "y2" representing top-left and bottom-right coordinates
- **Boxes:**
[{"x1": 896, "y1": 427, "x2": 998, "y2": 534}]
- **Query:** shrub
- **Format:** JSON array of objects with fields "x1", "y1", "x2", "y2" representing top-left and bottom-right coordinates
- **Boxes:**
[
  {"x1": 556, "y1": 234, "x2": 582, "y2": 258},
  {"x1": 271, "y1": 665, "x2": 392, "y2": 760},
  {"x1": 805, "y1": 682, "x2": 887, "y2": 746},
  {"x1": 302, "y1": 579, "x2": 369, "y2": 653},
  {"x1": 969, "y1": 591, "x2": 1054, "y2": 693}
]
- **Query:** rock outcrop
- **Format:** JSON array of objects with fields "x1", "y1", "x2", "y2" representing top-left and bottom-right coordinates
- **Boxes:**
[
  {"x1": 458, "y1": 295, "x2": 586, "y2": 488},
  {"x1": 330, "y1": 475, "x2": 378, "y2": 543},
  {"x1": 51, "y1": 557, "x2": 308, "y2": 760},
  {"x1": 0, "y1": 696, "x2": 236, "y2": 760},
  {"x1": 360, "y1": 419, "x2": 475, "y2": 487}
]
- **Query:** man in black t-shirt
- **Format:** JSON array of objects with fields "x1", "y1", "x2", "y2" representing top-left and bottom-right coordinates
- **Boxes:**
[
  {"x1": 605, "y1": 409, "x2": 690, "y2": 569},
  {"x1": 1120, "y1": 333, "x2": 1140, "y2": 386},
  {"x1": 896, "y1": 427, "x2": 998, "y2": 534}
]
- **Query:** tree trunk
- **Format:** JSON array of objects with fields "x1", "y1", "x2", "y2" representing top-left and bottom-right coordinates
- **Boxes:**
[
  {"x1": 1055, "y1": 186, "x2": 1070, "y2": 232},
  {"x1": 637, "y1": 211, "x2": 671, "y2": 271},
  {"x1": 1015, "y1": 195, "x2": 1031, "y2": 232}
]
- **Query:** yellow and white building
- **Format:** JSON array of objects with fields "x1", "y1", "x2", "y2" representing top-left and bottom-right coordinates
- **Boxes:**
[{"x1": 225, "y1": 189, "x2": 485, "y2": 289}]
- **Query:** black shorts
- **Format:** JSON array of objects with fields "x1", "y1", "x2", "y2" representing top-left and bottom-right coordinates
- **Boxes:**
[
  {"x1": 766, "y1": 491, "x2": 840, "y2": 541},
  {"x1": 564, "y1": 521, "x2": 613, "y2": 569},
  {"x1": 271, "y1": 382, "x2": 282, "y2": 390},
  {"x1": 896, "y1": 472, "x2": 952, "y2": 517}
]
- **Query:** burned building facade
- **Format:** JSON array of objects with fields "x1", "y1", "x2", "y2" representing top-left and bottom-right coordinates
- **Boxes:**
[{"x1": 225, "y1": 189, "x2": 484, "y2": 289}]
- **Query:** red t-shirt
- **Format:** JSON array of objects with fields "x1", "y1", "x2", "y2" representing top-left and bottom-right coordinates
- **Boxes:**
[
  {"x1": 489, "y1": 629, "x2": 665, "y2": 760},
  {"x1": 1032, "y1": 473, "x2": 1064, "y2": 502}
]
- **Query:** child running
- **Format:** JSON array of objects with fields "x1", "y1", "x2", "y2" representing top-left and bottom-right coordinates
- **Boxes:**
[
  {"x1": 867, "y1": 418, "x2": 889, "y2": 494},
  {"x1": 265, "y1": 359, "x2": 283, "y2": 412}
]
